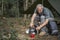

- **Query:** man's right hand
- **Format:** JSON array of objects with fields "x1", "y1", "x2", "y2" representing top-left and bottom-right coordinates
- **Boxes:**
[{"x1": 30, "y1": 23, "x2": 34, "y2": 27}]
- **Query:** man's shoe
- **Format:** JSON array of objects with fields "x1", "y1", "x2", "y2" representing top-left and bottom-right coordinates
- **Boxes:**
[{"x1": 51, "y1": 32, "x2": 58, "y2": 36}]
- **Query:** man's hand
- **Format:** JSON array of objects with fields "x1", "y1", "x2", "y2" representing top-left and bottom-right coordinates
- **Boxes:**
[
  {"x1": 36, "y1": 27, "x2": 41, "y2": 30},
  {"x1": 30, "y1": 23, "x2": 34, "y2": 27}
]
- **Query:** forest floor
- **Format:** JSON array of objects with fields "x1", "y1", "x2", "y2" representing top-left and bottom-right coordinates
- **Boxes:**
[{"x1": 0, "y1": 17, "x2": 59, "y2": 40}]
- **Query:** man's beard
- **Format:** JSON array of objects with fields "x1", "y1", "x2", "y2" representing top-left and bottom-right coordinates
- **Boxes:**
[{"x1": 37, "y1": 11, "x2": 43, "y2": 15}]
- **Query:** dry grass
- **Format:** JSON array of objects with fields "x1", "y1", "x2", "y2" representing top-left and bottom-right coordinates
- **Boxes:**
[{"x1": 0, "y1": 16, "x2": 58, "y2": 40}]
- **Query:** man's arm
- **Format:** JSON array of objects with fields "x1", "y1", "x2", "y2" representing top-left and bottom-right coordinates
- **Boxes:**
[
  {"x1": 30, "y1": 13, "x2": 36, "y2": 27},
  {"x1": 36, "y1": 19, "x2": 49, "y2": 30},
  {"x1": 40, "y1": 19, "x2": 48, "y2": 28}
]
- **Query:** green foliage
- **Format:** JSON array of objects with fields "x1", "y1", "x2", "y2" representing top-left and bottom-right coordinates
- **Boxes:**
[
  {"x1": 0, "y1": 0, "x2": 59, "y2": 18},
  {"x1": 0, "y1": 0, "x2": 24, "y2": 17}
]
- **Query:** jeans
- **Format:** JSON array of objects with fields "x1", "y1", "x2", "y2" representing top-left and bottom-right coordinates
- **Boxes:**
[{"x1": 49, "y1": 21, "x2": 58, "y2": 34}]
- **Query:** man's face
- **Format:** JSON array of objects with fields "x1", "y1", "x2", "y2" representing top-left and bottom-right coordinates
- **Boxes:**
[{"x1": 37, "y1": 7, "x2": 43, "y2": 13}]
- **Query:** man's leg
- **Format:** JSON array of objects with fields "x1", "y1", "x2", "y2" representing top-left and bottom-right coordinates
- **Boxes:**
[
  {"x1": 39, "y1": 26, "x2": 48, "y2": 36},
  {"x1": 49, "y1": 21, "x2": 58, "y2": 35}
]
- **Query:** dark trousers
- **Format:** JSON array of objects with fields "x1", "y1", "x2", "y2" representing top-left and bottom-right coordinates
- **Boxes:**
[{"x1": 47, "y1": 21, "x2": 58, "y2": 34}]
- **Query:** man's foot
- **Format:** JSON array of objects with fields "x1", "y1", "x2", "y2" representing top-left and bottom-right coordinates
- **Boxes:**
[
  {"x1": 51, "y1": 30, "x2": 58, "y2": 36},
  {"x1": 39, "y1": 31, "x2": 46, "y2": 36},
  {"x1": 51, "y1": 32, "x2": 58, "y2": 36}
]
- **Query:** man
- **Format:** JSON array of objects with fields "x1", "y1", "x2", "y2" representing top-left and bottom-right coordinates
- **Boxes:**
[{"x1": 30, "y1": 4, "x2": 58, "y2": 36}]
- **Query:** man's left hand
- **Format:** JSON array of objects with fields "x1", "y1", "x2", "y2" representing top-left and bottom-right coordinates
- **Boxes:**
[{"x1": 36, "y1": 27, "x2": 41, "y2": 30}]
